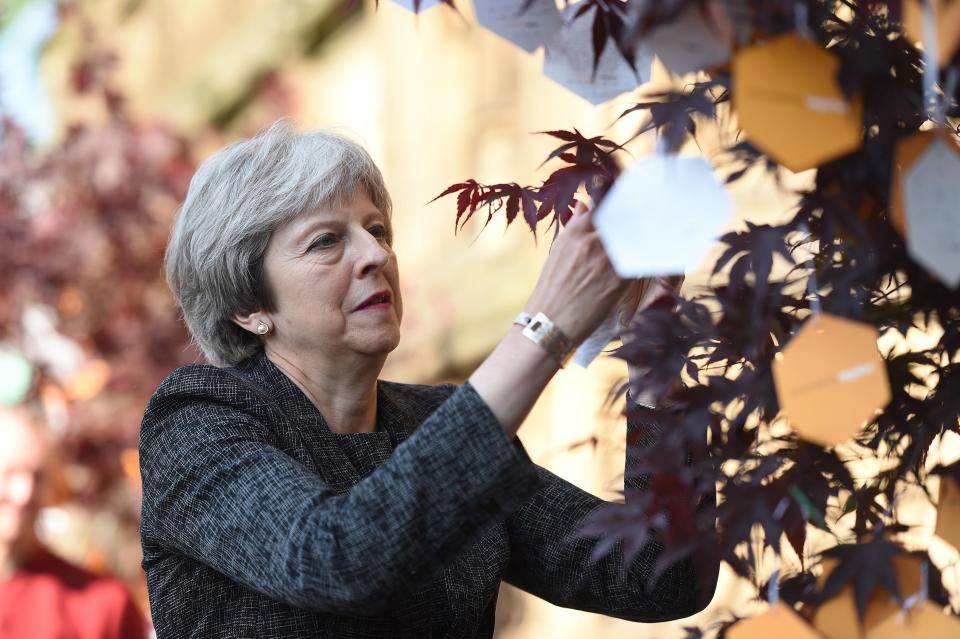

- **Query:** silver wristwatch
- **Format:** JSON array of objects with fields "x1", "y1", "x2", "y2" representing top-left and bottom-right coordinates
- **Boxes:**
[{"x1": 513, "y1": 311, "x2": 575, "y2": 367}]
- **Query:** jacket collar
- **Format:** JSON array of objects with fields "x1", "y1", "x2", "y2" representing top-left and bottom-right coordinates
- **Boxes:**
[{"x1": 234, "y1": 350, "x2": 416, "y2": 445}]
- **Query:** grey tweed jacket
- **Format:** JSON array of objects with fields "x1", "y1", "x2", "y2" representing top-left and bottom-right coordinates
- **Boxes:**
[{"x1": 139, "y1": 351, "x2": 706, "y2": 638}]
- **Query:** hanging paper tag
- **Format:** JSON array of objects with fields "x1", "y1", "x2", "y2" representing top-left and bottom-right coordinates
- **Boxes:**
[
  {"x1": 901, "y1": 137, "x2": 960, "y2": 288},
  {"x1": 732, "y1": 34, "x2": 863, "y2": 172},
  {"x1": 814, "y1": 556, "x2": 939, "y2": 639},
  {"x1": 935, "y1": 473, "x2": 960, "y2": 550},
  {"x1": 542, "y1": 1, "x2": 653, "y2": 105},
  {"x1": 729, "y1": 603, "x2": 822, "y2": 639},
  {"x1": 390, "y1": 0, "x2": 441, "y2": 13},
  {"x1": 593, "y1": 155, "x2": 733, "y2": 277},
  {"x1": 772, "y1": 314, "x2": 890, "y2": 448},
  {"x1": 646, "y1": 0, "x2": 733, "y2": 75},
  {"x1": 868, "y1": 600, "x2": 960, "y2": 639},
  {"x1": 475, "y1": 0, "x2": 563, "y2": 53},
  {"x1": 572, "y1": 312, "x2": 620, "y2": 368}
]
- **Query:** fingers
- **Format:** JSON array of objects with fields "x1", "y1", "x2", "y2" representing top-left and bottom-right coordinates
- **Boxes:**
[
  {"x1": 617, "y1": 274, "x2": 686, "y2": 330},
  {"x1": 618, "y1": 278, "x2": 644, "y2": 315},
  {"x1": 564, "y1": 201, "x2": 595, "y2": 234},
  {"x1": 662, "y1": 275, "x2": 684, "y2": 290},
  {"x1": 639, "y1": 276, "x2": 675, "y2": 308}
]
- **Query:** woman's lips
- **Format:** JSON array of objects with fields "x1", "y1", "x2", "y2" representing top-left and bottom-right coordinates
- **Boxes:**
[
  {"x1": 355, "y1": 290, "x2": 392, "y2": 311},
  {"x1": 359, "y1": 302, "x2": 392, "y2": 311}
]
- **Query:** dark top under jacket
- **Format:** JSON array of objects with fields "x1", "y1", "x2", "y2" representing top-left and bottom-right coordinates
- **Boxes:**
[{"x1": 139, "y1": 351, "x2": 704, "y2": 638}]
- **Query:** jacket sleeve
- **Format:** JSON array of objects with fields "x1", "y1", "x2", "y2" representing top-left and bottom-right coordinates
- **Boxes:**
[
  {"x1": 139, "y1": 374, "x2": 541, "y2": 617},
  {"x1": 502, "y1": 405, "x2": 711, "y2": 622}
]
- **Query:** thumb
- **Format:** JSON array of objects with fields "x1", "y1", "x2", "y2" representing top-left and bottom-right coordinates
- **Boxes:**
[{"x1": 567, "y1": 200, "x2": 595, "y2": 231}]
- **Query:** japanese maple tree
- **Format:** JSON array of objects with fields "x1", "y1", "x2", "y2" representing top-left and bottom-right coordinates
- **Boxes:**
[{"x1": 432, "y1": 0, "x2": 960, "y2": 633}]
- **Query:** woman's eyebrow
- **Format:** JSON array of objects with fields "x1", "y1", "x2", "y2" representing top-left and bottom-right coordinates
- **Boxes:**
[
  {"x1": 360, "y1": 210, "x2": 386, "y2": 224},
  {"x1": 291, "y1": 218, "x2": 341, "y2": 246},
  {"x1": 289, "y1": 209, "x2": 384, "y2": 244}
]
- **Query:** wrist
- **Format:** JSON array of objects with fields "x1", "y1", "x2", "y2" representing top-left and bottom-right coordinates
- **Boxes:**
[
  {"x1": 513, "y1": 311, "x2": 575, "y2": 367},
  {"x1": 470, "y1": 327, "x2": 560, "y2": 438},
  {"x1": 506, "y1": 325, "x2": 561, "y2": 369}
]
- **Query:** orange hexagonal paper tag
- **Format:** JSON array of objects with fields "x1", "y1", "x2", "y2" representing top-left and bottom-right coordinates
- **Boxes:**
[
  {"x1": 732, "y1": 34, "x2": 863, "y2": 173},
  {"x1": 729, "y1": 603, "x2": 824, "y2": 639},
  {"x1": 935, "y1": 474, "x2": 960, "y2": 551},
  {"x1": 812, "y1": 556, "x2": 923, "y2": 639},
  {"x1": 772, "y1": 314, "x2": 890, "y2": 447},
  {"x1": 867, "y1": 600, "x2": 960, "y2": 639},
  {"x1": 902, "y1": 0, "x2": 960, "y2": 64}
]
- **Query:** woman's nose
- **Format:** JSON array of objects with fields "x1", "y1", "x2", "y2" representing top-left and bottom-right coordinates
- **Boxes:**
[{"x1": 355, "y1": 233, "x2": 390, "y2": 277}]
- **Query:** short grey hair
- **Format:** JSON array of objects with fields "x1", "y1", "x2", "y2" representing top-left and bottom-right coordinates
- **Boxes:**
[{"x1": 165, "y1": 120, "x2": 392, "y2": 367}]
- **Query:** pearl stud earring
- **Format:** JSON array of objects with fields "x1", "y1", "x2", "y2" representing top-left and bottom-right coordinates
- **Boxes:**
[{"x1": 256, "y1": 320, "x2": 271, "y2": 335}]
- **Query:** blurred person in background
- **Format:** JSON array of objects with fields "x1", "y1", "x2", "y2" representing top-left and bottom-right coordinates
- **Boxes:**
[
  {"x1": 0, "y1": 407, "x2": 146, "y2": 639},
  {"x1": 140, "y1": 120, "x2": 717, "y2": 637}
]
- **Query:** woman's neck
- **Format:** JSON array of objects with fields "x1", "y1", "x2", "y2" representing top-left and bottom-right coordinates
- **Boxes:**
[{"x1": 264, "y1": 345, "x2": 384, "y2": 434}]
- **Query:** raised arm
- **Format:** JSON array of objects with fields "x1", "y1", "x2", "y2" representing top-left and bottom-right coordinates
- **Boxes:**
[
  {"x1": 140, "y1": 377, "x2": 539, "y2": 618},
  {"x1": 469, "y1": 203, "x2": 627, "y2": 436},
  {"x1": 501, "y1": 406, "x2": 712, "y2": 622},
  {"x1": 141, "y1": 202, "x2": 629, "y2": 620}
]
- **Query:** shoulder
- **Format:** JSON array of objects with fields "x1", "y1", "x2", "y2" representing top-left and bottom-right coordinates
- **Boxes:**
[
  {"x1": 146, "y1": 362, "x2": 258, "y2": 411},
  {"x1": 143, "y1": 362, "x2": 276, "y2": 427},
  {"x1": 140, "y1": 362, "x2": 280, "y2": 463}
]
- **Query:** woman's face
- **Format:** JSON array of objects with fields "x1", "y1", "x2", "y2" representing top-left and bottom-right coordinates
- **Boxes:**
[{"x1": 259, "y1": 188, "x2": 402, "y2": 361}]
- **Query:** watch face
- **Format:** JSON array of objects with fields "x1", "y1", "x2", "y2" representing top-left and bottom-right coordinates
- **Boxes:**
[
  {"x1": 523, "y1": 322, "x2": 546, "y2": 340},
  {"x1": 523, "y1": 312, "x2": 553, "y2": 341},
  {"x1": 520, "y1": 312, "x2": 574, "y2": 367}
]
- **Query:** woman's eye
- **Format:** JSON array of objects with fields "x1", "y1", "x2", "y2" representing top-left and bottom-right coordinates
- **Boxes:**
[
  {"x1": 368, "y1": 224, "x2": 389, "y2": 241},
  {"x1": 309, "y1": 234, "x2": 339, "y2": 251}
]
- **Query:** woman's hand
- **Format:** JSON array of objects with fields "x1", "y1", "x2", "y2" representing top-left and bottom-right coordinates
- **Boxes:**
[
  {"x1": 522, "y1": 202, "x2": 628, "y2": 345},
  {"x1": 618, "y1": 275, "x2": 684, "y2": 330},
  {"x1": 469, "y1": 202, "x2": 628, "y2": 437}
]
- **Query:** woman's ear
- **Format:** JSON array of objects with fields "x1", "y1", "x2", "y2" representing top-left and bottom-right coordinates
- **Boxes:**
[{"x1": 232, "y1": 310, "x2": 270, "y2": 336}]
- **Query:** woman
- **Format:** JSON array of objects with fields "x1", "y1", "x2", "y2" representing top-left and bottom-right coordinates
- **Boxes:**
[{"x1": 140, "y1": 121, "x2": 715, "y2": 638}]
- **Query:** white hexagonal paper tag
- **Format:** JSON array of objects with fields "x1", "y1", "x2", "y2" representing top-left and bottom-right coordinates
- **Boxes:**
[
  {"x1": 647, "y1": 3, "x2": 732, "y2": 75},
  {"x1": 390, "y1": 0, "x2": 441, "y2": 13},
  {"x1": 475, "y1": 0, "x2": 563, "y2": 53},
  {"x1": 902, "y1": 137, "x2": 960, "y2": 288},
  {"x1": 542, "y1": 1, "x2": 652, "y2": 105},
  {"x1": 593, "y1": 155, "x2": 733, "y2": 277}
]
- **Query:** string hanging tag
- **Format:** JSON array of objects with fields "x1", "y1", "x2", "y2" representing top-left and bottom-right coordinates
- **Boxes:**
[
  {"x1": 794, "y1": 2, "x2": 814, "y2": 41},
  {"x1": 797, "y1": 222, "x2": 822, "y2": 316}
]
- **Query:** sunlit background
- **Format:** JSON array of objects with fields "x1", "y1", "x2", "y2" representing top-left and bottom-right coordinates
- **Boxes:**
[{"x1": 0, "y1": 0, "x2": 856, "y2": 636}]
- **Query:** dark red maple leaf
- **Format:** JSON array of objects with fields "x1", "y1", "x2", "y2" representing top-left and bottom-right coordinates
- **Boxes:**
[
  {"x1": 433, "y1": 128, "x2": 622, "y2": 235},
  {"x1": 816, "y1": 541, "x2": 949, "y2": 620},
  {"x1": 444, "y1": 1, "x2": 960, "y2": 629}
]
